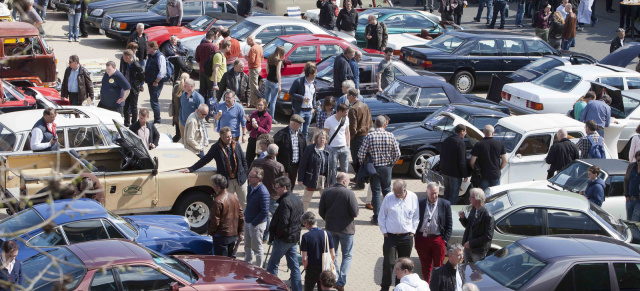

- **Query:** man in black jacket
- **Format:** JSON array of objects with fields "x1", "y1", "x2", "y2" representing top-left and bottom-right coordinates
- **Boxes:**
[
  {"x1": 129, "y1": 109, "x2": 160, "y2": 150},
  {"x1": 545, "y1": 128, "x2": 579, "y2": 178},
  {"x1": 127, "y1": 24, "x2": 148, "y2": 67},
  {"x1": 429, "y1": 243, "x2": 465, "y2": 291},
  {"x1": 61, "y1": 55, "x2": 94, "y2": 106},
  {"x1": 458, "y1": 188, "x2": 494, "y2": 263},
  {"x1": 333, "y1": 47, "x2": 354, "y2": 95},
  {"x1": 273, "y1": 114, "x2": 307, "y2": 186},
  {"x1": 318, "y1": 172, "x2": 359, "y2": 291},
  {"x1": 163, "y1": 35, "x2": 192, "y2": 83},
  {"x1": 218, "y1": 60, "x2": 250, "y2": 103},
  {"x1": 336, "y1": 1, "x2": 358, "y2": 37},
  {"x1": 415, "y1": 182, "x2": 452, "y2": 283},
  {"x1": 182, "y1": 126, "x2": 249, "y2": 208},
  {"x1": 317, "y1": 0, "x2": 335, "y2": 30},
  {"x1": 610, "y1": 28, "x2": 625, "y2": 53},
  {"x1": 266, "y1": 176, "x2": 303, "y2": 291},
  {"x1": 440, "y1": 124, "x2": 468, "y2": 205},
  {"x1": 121, "y1": 49, "x2": 145, "y2": 127}
]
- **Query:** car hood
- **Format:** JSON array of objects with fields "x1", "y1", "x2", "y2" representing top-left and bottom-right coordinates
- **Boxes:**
[
  {"x1": 463, "y1": 264, "x2": 513, "y2": 291},
  {"x1": 600, "y1": 42, "x2": 640, "y2": 67},
  {"x1": 108, "y1": 10, "x2": 160, "y2": 22},
  {"x1": 179, "y1": 255, "x2": 288, "y2": 290},
  {"x1": 391, "y1": 123, "x2": 445, "y2": 145},
  {"x1": 126, "y1": 215, "x2": 192, "y2": 233},
  {"x1": 146, "y1": 26, "x2": 199, "y2": 40},
  {"x1": 90, "y1": 0, "x2": 147, "y2": 10}
]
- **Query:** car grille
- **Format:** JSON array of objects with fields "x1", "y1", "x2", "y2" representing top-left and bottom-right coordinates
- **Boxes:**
[{"x1": 101, "y1": 15, "x2": 112, "y2": 30}]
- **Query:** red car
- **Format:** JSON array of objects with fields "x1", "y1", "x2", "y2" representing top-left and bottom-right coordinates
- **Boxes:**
[
  {"x1": 1, "y1": 79, "x2": 67, "y2": 113},
  {"x1": 146, "y1": 12, "x2": 244, "y2": 51},
  {"x1": 22, "y1": 239, "x2": 289, "y2": 291},
  {"x1": 248, "y1": 34, "x2": 372, "y2": 79}
]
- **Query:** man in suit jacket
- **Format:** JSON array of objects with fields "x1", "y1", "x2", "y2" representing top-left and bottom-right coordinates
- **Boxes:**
[
  {"x1": 610, "y1": 28, "x2": 625, "y2": 53},
  {"x1": 61, "y1": 54, "x2": 94, "y2": 106},
  {"x1": 218, "y1": 60, "x2": 250, "y2": 103},
  {"x1": 458, "y1": 188, "x2": 495, "y2": 263},
  {"x1": 129, "y1": 108, "x2": 160, "y2": 150},
  {"x1": 429, "y1": 243, "x2": 465, "y2": 291},
  {"x1": 0, "y1": 240, "x2": 22, "y2": 291},
  {"x1": 415, "y1": 182, "x2": 452, "y2": 283},
  {"x1": 273, "y1": 114, "x2": 307, "y2": 186}
]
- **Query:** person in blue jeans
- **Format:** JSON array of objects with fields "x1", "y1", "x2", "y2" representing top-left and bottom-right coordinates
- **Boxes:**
[
  {"x1": 625, "y1": 151, "x2": 640, "y2": 222},
  {"x1": 267, "y1": 176, "x2": 303, "y2": 291},
  {"x1": 145, "y1": 41, "x2": 166, "y2": 123},
  {"x1": 470, "y1": 125, "x2": 507, "y2": 192},
  {"x1": 474, "y1": 0, "x2": 493, "y2": 24},
  {"x1": 486, "y1": 0, "x2": 507, "y2": 29},
  {"x1": 289, "y1": 62, "x2": 318, "y2": 141},
  {"x1": 67, "y1": 0, "x2": 82, "y2": 42},
  {"x1": 515, "y1": 0, "x2": 525, "y2": 27},
  {"x1": 265, "y1": 46, "x2": 285, "y2": 120},
  {"x1": 36, "y1": 0, "x2": 48, "y2": 21}
]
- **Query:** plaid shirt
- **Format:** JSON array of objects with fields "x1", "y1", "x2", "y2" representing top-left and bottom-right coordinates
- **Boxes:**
[
  {"x1": 358, "y1": 128, "x2": 401, "y2": 166},
  {"x1": 290, "y1": 127, "x2": 299, "y2": 163},
  {"x1": 316, "y1": 110, "x2": 330, "y2": 129},
  {"x1": 576, "y1": 132, "x2": 601, "y2": 159}
]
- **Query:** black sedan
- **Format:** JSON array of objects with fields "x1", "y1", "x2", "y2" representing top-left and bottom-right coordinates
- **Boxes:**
[
  {"x1": 390, "y1": 104, "x2": 508, "y2": 178},
  {"x1": 400, "y1": 30, "x2": 560, "y2": 93},
  {"x1": 87, "y1": 0, "x2": 162, "y2": 30},
  {"x1": 465, "y1": 235, "x2": 640, "y2": 290}
]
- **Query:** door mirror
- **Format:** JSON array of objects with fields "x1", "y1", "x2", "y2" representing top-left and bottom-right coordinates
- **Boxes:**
[
  {"x1": 170, "y1": 282, "x2": 179, "y2": 291},
  {"x1": 515, "y1": 153, "x2": 522, "y2": 159},
  {"x1": 284, "y1": 59, "x2": 292, "y2": 66}
]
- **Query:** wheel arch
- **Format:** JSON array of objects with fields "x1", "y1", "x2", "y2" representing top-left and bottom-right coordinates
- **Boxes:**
[
  {"x1": 171, "y1": 185, "x2": 215, "y2": 212},
  {"x1": 450, "y1": 67, "x2": 477, "y2": 83}
]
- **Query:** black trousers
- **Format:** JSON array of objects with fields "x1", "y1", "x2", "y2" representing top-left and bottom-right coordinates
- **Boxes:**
[
  {"x1": 381, "y1": 234, "x2": 414, "y2": 290},
  {"x1": 68, "y1": 92, "x2": 80, "y2": 105},
  {"x1": 304, "y1": 264, "x2": 323, "y2": 291},
  {"x1": 288, "y1": 163, "x2": 299, "y2": 187},
  {"x1": 199, "y1": 71, "x2": 214, "y2": 103},
  {"x1": 79, "y1": 10, "x2": 88, "y2": 35},
  {"x1": 212, "y1": 235, "x2": 238, "y2": 258},
  {"x1": 168, "y1": 57, "x2": 190, "y2": 83},
  {"x1": 123, "y1": 91, "x2": 139, "y2": 127},
  {"x1": 246, "y1": 137, "x2": 257, "y2": 167},
  {"x1": 350, "y1": 135, "x2": 365, "y2": 186}
]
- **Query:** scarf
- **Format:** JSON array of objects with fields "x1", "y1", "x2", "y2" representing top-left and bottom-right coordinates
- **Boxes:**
[{"x1": 221, "y1": 140, "x2": 238, "y2": 179}]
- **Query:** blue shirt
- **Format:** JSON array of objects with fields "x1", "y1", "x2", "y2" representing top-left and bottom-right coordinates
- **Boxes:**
[
  {"x1": 216, "y1": 101, "x2": 246, "y2": 137},
  {"x1": 333, "y1": 93, "x2": 364, "y2": 114},
  {"x1": 179, "y1": 91, "x2": 204, "y2": 126},
  {"x1": 99, "y1": 71, "x2": 131, "y2": 108},
  {"x1": 300, "y1": 228, "x2": 334, "y2": 266},
  {"x1": 349, "y1": 58, "x2": 359, "y2": 88},
  {"x1": 580, "y1": 100, "x2": 611, "y2": 129},
  {"x1": 67, "y1": 67, "x2": 80, "y2": 93}
]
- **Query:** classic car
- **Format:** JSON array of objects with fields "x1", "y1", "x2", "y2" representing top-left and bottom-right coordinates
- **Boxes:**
[
  {"x1": 400, "y1": 30, "x2": 561, "y2": 93},
  {"x1": 52, "y1": 0, "x2": 104, "y2": 11},
  {"x1": 101, "y1": 0, "x2": 239, "y2": 42},
  {"x1": 390, "y1": 104, "x2": 508, "y2": 178},
  {"x1": 274, "y1": 55, "x2": 446, "y2": 116},
  {"x1": 487, "y1": 158, "x2": 629, "y2": 219},
  {"x1": 21, "y1": 240, "x2": 288, "y2": 291},
  {"x1": 450, "y1": 189, "x2": 639, "y2": 255},
  {"x1": 1, "y1": 79, "x2": 66, "y2": 114},
  {"x1": 463, "y1": 235, "x2": 640, "y2": 291},
  {"x1": 1, "y1": 199, "x2": 213, "y2": 261},
  {"x1": 0, "y1": 120, "x2": 216, "y2": 233},
  {"x1": 500, "y1": 64, "x2": 640, "y2": 115},
  {"x1": 0, "y1": 22, "x2": 58, "y2": 88},
  {"x1": 87, "y1": 0, "x2": 162, "y2": 29}
]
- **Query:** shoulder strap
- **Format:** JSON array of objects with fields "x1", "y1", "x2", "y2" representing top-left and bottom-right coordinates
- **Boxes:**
[
  {"x1": 323, "y1": 230, "x2": 330, "y2": 253},
  {"x1": 328, "y1": 117, "x2": 346, "y2": 145}
]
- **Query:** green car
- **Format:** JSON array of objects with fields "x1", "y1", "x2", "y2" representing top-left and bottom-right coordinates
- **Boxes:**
[
  {"x1": 355, "y1": 8, "x2": 454, "y2": 48},
  {"x1": 450, "y1": 189, "x2": 640, "y2": 254}
]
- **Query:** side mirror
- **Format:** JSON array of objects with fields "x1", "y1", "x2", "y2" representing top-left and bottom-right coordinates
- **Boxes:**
[
  {"x1": 284, "y1": 59, "x2": 292, "y2": 66},
  {"x1": 515, "y1": 153, "x2": 522, "y2": 159},
  {"x1": 169, "y1": 282, "x2": 179, "y2": 291}
]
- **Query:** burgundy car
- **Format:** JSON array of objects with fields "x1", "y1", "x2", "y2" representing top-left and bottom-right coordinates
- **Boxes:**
[{"x1": 21, "y1": 239, "x2": 289, "y2": 291}]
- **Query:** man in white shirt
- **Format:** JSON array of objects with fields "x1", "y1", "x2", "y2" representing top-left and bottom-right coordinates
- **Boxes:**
[
  {"x1": 556, "y1": 0, "x2": 568, "y2": 19},
  {"x1": 378, "y1": 179, "x2": 419, "y2": 291},
  {"x1": 324, "y1": 103, "x2": 350, "y2": 186},
  {"x1": 0, "y1": 240, "x2": 23, "y2": 289},
  {"x1": 393, "y1": 257, "x2": 429, "y2": 291},
  {"x1": 30, "y1": 108, "x2": 59, "y2": 152},
  {"x1": 430, "y1": 243, "x2": 465, "y2": 291}
]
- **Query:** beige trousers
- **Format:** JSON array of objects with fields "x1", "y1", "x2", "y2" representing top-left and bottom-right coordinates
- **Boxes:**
[
  {"x1": 302, "y1": 189, "x2": 319, "y2": 211},
  {"x1": 249, "y1": 68, "x2": 260, "y2": 106},
  {"x1": 228, "y1": 178, "x2": 247, "y2": 209}
]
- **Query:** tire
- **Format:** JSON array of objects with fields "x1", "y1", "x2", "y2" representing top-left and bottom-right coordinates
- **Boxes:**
[
  {"x1": 409, "y1": 150, "x2": 437, "y2": 179},
  {"x1": 173, "y1": 191, "x2": 213, "y2": 234},
  {"x1": 452, "y1": 70, "x2": 475, "y2": 94}
]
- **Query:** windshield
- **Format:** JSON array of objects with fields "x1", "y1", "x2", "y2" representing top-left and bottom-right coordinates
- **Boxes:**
[
  {"x1": 590, "y1": 203, "x2": 627, "y2": 240},
  {"x1": 476, "y1": 243, "x2": 547, "y2": 290},
  {"x1": 99, "y1": 123, "x2": 115, "y2": 145},
  {"x1": 383, "y1": 80, "x2": 420, "y2": 106},
  {"x1": 149, "y1": 250, "x2": 198, "y2": 284},
  {"x1": 228, "y1": 20, "x2": 260, "y2": 40},
  {"x1": 107, "y1": 211, "x2": 138, "y2": 239},
  {"x1": 493, "y1": 125, "x2": 521, "y2": 153},
  {"x1": 515, "y1": 57, "x2": 564, "y2": 76},
  {"x1": 149, "y1": 0, "x2": 167, "y2": 15},
  {"x1": 115, "y1": 121, "x2": 151, "y2": 161},
  {"x1": 427, "y1": 34, "x2": 465, "y2": 53},
  {"x1": 22, "y1": 248, "x2": 86, "y2": 291},
  {"x1": 0, "y1": 209, "x2": 44, "y2": 234},
  {"x1": 263, "y1": 38, "x2": 295, "y2": 59},
  {"x1": 549, "y1": 161, "x2": 606, "y2": 192},
  {"x1": 316, "y1": 55, "x2": 336, "y2": 83},
  {"x1": 532, "y1": 69, "x2": 582, "y2": 93},
  {"x1": 0, "y1": 123, "x2": 18, "y2": 152},
  {"x1": 185, "y1": 15, "x2": 214, "y2": 32},
  {"x1": 358, "y1": 10, "x2": 383, "y2": 25}
]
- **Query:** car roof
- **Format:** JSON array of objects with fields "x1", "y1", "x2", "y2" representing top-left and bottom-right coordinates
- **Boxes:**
[
  {"x1": 518, "y1": 235, "x2": 640, "y2": 261},
  {"x1": 448, "y1": 29, "x2": 537, "y2": 38},
  {"x1": 557, "y1": 64, "x2": 638, "y2": 77},
  {"x1": 446, "y1": 104, "x2": 510, "y2": 117},
  {"x1": 32, "y1": 199, "x2": 108, "y2": 226},
  {"x1": 279, "y1": 33, "x2": 345, "y2": 43},
  {"x1": 245, "y1": 16, "x2": 311, "y2": 25},
  {"x1": 580, "y1": 159, "x2": 630, "y2": 176},
  {"x1": 0, "y1": 22, "x2": 40, "y2": 37},
  {"x1": 366, "y1": 7, "x2": 422, "y2": 14},
  {"x1": 67, "y1": 239, "x2": 153, "y2": 270},
  {"x1": 0, "y1": 108, "x2": 103, "y2": 133},
  {"x1": 505, "y1": 188, "x2": 590, "y2": 211},
  {"x1": 497, "y1": 114, "x2": 584, "y2": 133},
  {"x1": 205, "y1": 12, "x2": 244, "y2": 22},
  {"x1": 397, "y1": 76, "x2": 467, "y2": 103}
]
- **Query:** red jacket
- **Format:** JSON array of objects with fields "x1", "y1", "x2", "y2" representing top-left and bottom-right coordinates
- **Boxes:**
[
  {"x1": 246, "y1": 110, "x2": 272, "y2": 139},
  {"x1": 194, "y1": 41, "x2": 217, "y2": 73}
]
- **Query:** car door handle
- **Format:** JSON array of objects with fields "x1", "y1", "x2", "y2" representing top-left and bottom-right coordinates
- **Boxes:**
[
  {"x1": 110, "y1": 186, "x2": 116, "y2": 194},
  {"x1": 471, "y1": 60, "x2": 479, "y2": 63},
  {"x1": 504, "y1": 60, "x2": 511, "y2": 63}
]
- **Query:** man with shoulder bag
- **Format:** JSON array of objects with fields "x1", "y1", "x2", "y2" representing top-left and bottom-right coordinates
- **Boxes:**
[{"x1": 301, "y1": 211, "x2": 336, "y2": 291}]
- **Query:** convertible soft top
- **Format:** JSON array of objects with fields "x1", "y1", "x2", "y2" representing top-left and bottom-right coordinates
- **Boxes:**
[{"x1": 396, "y1": 75, "x2": 467, "y2": 103}]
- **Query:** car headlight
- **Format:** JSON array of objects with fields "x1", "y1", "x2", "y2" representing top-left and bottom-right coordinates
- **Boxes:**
[
  {"x1": 91, "y1": 9, "x2": 103, "y2": 16},
  {"x1": 112, "y1": 21, "x2": 126, "y2": 30}
]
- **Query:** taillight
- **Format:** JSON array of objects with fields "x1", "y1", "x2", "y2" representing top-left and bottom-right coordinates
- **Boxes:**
[
  {"x1": 421, "y1": 60, "x2": 432, "y2": 68},
  {"x1": 526, "y1": 100, "x2": 544, "y2": 110},
  {"x1": 283, "y1": 93, "x2": 290, "y2": 101},
  {"x1": 501, "y1": 91, "x2": 511, "y2": 101}
]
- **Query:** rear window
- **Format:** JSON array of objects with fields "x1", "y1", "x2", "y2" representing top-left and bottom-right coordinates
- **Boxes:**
[
  {"x1": 427, "y1": 34, "x2": 465, "y2": 53},
  {"x1": 263, "y1": 38, "x2": 295, "y2": 59},
  {"x1": 532, "y1": 69, "x2": 582, "y2": 93},
  {"x1": 0, "y1": 209, "x2": 44, "y2": 234},
  {"x1": 516, "y1": 57, "x2": 564, "y2": 76}
]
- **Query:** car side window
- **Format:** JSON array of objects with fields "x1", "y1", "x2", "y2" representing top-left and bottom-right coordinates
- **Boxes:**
[
  {"x1": 470, "y1": 117, "x2": 502, "y2": 129},
  {"x1": 627, "y1": 77, "x2": 640, "y2": 90},
  {"x1": 566, "y1": 131, "x2": 584, "y2": 139},
  {"x1": 255, "y1": 26, "x2": 283, "y2": 44},
  {"x1": 0, "y1": 127, "x2": 18, "y2": 152},
  {"x1": 516, "y1": 134, "x2": 551, "y2": 156},
  {"x1": 360, "y1": 65, "x2": 373, "y2": 84},
  {"x1": 394, "y1": 66, "x2": 406, "y2": 77},
  {"x1": 600, "y1": 77, "x2": 625, "y2": 90},
  {"x1": 501, "y1": 39, "x2": 527, "y2": 56},
  {"x1": 62, "y1": 219, "x2": 110, "y2": 244},
  {"x1": 182, "y1": 1, "x2": 202, "y2": 15},
  {"x1": 417, "y1": 88, "x2": 449, "y2": 107},
  {"x1": 117, "y1": 266, "x2": 175, "y2": 291},
  {"x1": 526, "y1": 39, "x2": 555, "y2": 56},
  {"x1": 102, "y1": 219, "x2": 126, "y2": 239},
  {"x1": 28, "y1": 227, "x2": 66, "y2": 247},
  {"x1": 470, "y1": 40, "x2": 499, "y2": 56},
  {"x1": 497, "y1": 208, "x2": 543, "y2": 236},
  {"x1": 23, "y1": 129, "x2": 65, "y2": 151},
  {"x1": 288, "y1": 45, "x2": 317, "y2": 64},
  {"x1": 606, "y1": 176, "x2": 624, "y2": 197},
  {"x1": 547, "y1": 209, "x2": 608, "y2": 236},
  {"x1": 284, "y1": 25, "x2": 312, "y2": 35},
  {"x1": 203, "y1": 2, "x2": 223, "y2": 13},
  {"x1": 68, "y1": 127, "x2": 106, "y2": 148},
  {"x1": 320, "y1": 45, "x2": 344, "y2": 60},
  {"x1": 383, "y1": 14, "x2": 403, "y2": 29},
  {"x1": 555, "y1": 263, "x2": 611, "y2": 291},
  {"x1": 613, "y1": 263, "x2": 640, "y2": 290},
  {"x1": 403, "y1": 14, "x2": 433, "y2": 30},
  {"x1": 90, "y1": 269, "x2": 117, "y2": 291}
]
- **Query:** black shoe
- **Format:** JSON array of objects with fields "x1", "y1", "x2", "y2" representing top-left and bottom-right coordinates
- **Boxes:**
[
  {"x1": 486, "y1": 24, "x2": 494, "y2": 28},
  {"x1": 430, "y1": 9, "x2": 434, "y2": 13},
  {"x1": 80, "y1": 34, "x2": 89, "y2": 38},
  {"x1": 498, "y1": 26, "x2": 504, "y2": 29},
  {"x1": 473, "y1": 17, "x2": 480, "y2": 22},
  {"x1": 370, "y1": 218, "x2": 378, "y2": 225},
  {"x1": 350, "y1": 177, "x2": 357, "y2": 183},
  {"x1": 154, "y1": 119, "x2": 161, "y2": 124}
]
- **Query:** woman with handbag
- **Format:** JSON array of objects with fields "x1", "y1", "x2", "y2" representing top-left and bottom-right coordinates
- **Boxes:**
[
  {"x1": 298, "y1": 131, "x2": 330, "y2": 211},
  {"x1": 300, "y1": 211, "x2": 336, "y2": 291}
]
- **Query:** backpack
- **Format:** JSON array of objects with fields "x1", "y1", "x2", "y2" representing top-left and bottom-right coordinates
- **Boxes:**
[
  {"x1": 161, "y1": 54, "x2": 174, "y2": 83},
  {"x1": 586, "y1": 135, "x2": 606, "y2": 159},
  {"x1": 203, "y1": 52, "x2": 219, "y2": 79}
]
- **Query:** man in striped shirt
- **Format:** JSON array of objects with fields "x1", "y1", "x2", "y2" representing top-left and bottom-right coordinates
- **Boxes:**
[{"x1": 358, "y1": 115, "x2": 401, "y2": 225}]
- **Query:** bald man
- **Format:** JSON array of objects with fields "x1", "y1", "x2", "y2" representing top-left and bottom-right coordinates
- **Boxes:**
[
  {"x1": 545, "y1": 128, "x2": 579, "y2": 178},
  {"x1": 470, "y1": 125, "x2": 507, "y2": 191}
]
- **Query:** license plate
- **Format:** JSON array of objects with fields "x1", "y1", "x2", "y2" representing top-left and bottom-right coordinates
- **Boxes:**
[
  {"x1": 99, "y1": 29, "x2": 105, "y2": 35},
  {"x1": 406, "y1": 56, "x2": 420, "y2": 64}
]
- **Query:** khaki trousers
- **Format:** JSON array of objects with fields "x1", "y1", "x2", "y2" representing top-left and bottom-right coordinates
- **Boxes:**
[
  {"x1": 249, "y1": 68, "x2": 260, "y2": 106},
  {"x1": 228, "y1": 178, "x2": 247, "y2": 209}
]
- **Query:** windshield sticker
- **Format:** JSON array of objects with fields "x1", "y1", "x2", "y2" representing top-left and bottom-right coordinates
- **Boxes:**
[{"x1": 123, "y1": 186, "x2": 142, "y2": 196}]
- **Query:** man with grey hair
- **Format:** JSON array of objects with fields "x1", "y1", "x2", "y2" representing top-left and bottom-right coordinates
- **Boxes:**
[
  {"x1": 179, "y1": 78, "x2": 205, "y2": 142},
  {"x1": 610, "y1": 28, "x2": 626, "y2": 53},
  {"x1": 359, "y1": 115, "x2": 400, "y2": 225},
  {"x1": 470, "y1": 125, "x2": 507, "y2": 191},
  {"x1": 218, "y1": 59, "x2": 250, "y2": 103},
  {"x1": 301, "y1": 211, "x2": 335, "y2": 291},
  {"x1": 430, "y1": 243, "x2": 465, "y2": 291},
  {"x1": 378, "y1": 179, "x2": 419, "y2": 291},
  {"x1": 215, "y1": 90, "x2": 247, "y2": 142},
  {"x1": 183, "y1": 104, "x2": 209, "y2": 156},
  {"x1": 244, "y1": 167, "x2": 269, "y2": 267},
  {"x1": 334, "y1": 80, "x2": 363, "y2": 113},
  {"x1": 319, "y1": 172, "x2": 359, "y2": 291},
  {"x1": 208, "y1": 174, "x2": 244, "y2": 258},
  {"x1": 415, "y1": 181, "x2": 452, "y2": 283},
  {"x1": 127, "y1": 23, "x2": 148, "y2": 67},
  {"x1": 545, "y1": 128, "x2": 579, "y2": 178},
  {"x1": 458, "y1": 188, "x2": 494, "y2": 263}
]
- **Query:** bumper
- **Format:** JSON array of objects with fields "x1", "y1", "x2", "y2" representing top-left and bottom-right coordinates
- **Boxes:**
[
  {"x1": 87, "y1": 16, "x2": 102, "y2": 28},
  {"x1": 275, "y1": 99, "x2": 293, "y2": 116},
  {"x1": 105, "y1": 29, "x2": 130, "y2": 42},
  {"x1": 391, "y1": 161, "x2": 410, "y2": 174},
  {"x1": 499, "y1": 100, "x2": 536, "y2": 115}
]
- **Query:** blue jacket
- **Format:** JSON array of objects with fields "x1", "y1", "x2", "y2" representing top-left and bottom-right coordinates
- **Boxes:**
[
  {"x1": 179, "y1": 91, "x2": 205, "y2": 126},
  {"x1": 349, "y1": 58, "x2": 359, "y2": 88},
  {"x1": 580, "y1": 100, "x2": 611, "y2": 130},
  {"x1": 298, "y1": 144, "x2": 329, "y2": 189},
  {"x1": 245, "y1": 182, "x2": 270, "y2": 226},
  {"x1": 0, "y1": 259, "x2": 23, "y2": 290},
  {"x1": 585, "y1": 178, "x2": 606, "y2": 207},
  {"x1": 289, "y1": 76, "x2": 316, "y2": 114}
]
